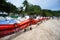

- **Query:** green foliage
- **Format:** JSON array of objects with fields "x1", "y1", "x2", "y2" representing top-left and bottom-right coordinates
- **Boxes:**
[
  {"x1": 0, "y1": 0, "x2": 17, "y2": 15},
  {"x1": 5, "y1": 2, "x2": 17, "y2": 13},
  {"x1": 0, "y1": 0, "x2": 6, "y2": 12},
  {"x1": 23, "y1": 0, "x2": 29, "y2": 7},
  {"x1": 23, "y1": 0, "x2": 29, "y2": 13},
  {"x1": 27, "y1": 5, "x2": 41, "y2": 15},
  {"x1": 53, "y1": 11, "x2": 60, "y2": 17},
  {"x1": 41, "y1": 9, "x2": 56, "y2": 17},
  {"x1": 23, "y1": 0, "x2": 41, "y2": 15},
  {"x1": 0, "y1": 0, "x2": 60, "y2": 17}
]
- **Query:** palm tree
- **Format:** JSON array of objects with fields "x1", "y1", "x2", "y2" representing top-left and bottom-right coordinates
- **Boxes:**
[{"x1": 23, "y1": 0, "x2": 29, "y2": 13}]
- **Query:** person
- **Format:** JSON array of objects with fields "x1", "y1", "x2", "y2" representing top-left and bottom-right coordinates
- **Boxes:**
[{"x1": 14, "y1": 23, "x2": 18, "y2": 32}]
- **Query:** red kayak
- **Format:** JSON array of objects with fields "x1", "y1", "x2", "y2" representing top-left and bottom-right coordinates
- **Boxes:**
[
  {"x1": 0, "y1": 18, "x2": 31, "y2": 31},
  {"x1": 0, "y1": 24, "x2": 15, "y2": 31},
  {"x1": 0, "y1": 23, "x2": 31, "y2": 37},
  {"x1": 0, "y1": 18, "x2": 35, "y2": 37},
  {"x1": 0, "y1": 18, "x2": 48, "y2": 38}
]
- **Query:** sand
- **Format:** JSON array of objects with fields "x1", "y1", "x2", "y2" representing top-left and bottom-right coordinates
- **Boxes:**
[{"x1": 0, "y1": 18, "x2": 60, "y2": 40}]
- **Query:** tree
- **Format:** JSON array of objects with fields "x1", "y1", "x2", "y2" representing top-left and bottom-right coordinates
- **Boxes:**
[
  {"x1": 28, "y1": 5, "x2": 41, "y2": 15},
  {"x1": 4, "y1": 2, "x2": 17, "y2": 15},
  {"x1": 0, "y1": 0, "x2": 17, "y2": 16},
  {"x1": 53, "y1": 11, "x2": 60, "y2": 17},
  {"x1": 0, "y1": 0, "x2": 6, "y2": 12},
  {"x1": 23, "y1": 0, "x2": 42, "y2": 17},
  {"x1": 23, "y1": 0, "x2": 29, "y2": 13},
  {"x1": 41, "y1": 9, "x2": 53, "y2": 17},
  {"x1": 41, "y1": 10, "x2": 46, "y2": 17}
]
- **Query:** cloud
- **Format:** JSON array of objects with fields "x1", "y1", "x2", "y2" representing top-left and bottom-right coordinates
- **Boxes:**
[
  {"x1": 7, "y1": 0, "x2": 24, "y2": 7},
  {"x1": 28, "y1": 0, "x2": 60, "y2": 9},
  {"x1": 7, "y1": 0, "x2": 60, "y2": 10}
]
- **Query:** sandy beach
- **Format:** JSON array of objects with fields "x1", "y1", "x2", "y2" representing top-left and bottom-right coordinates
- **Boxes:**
[{"x1": 0, "y1": 18, "x2": 60, "y2": 40}]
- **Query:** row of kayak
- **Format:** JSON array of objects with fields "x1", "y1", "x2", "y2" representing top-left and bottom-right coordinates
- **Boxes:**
[{"x1": 0, "y1": 17, "x2": 50, "y2": 37}]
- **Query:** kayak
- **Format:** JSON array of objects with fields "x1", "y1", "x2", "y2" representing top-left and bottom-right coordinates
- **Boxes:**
[
  {"x1": 0, "y1": 17, "x2": 50, "y2": 37},
  {"x1": 0, "y1": 19, "x2": 32, "y2": 37},
  {"x1": 0, "y1": 24, "x2": 15, "y2": 31}
]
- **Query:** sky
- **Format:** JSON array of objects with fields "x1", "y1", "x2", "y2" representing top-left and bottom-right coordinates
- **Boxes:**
[{"x1": 7, "y1": 0, "x2": 60, "y2": 10}]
